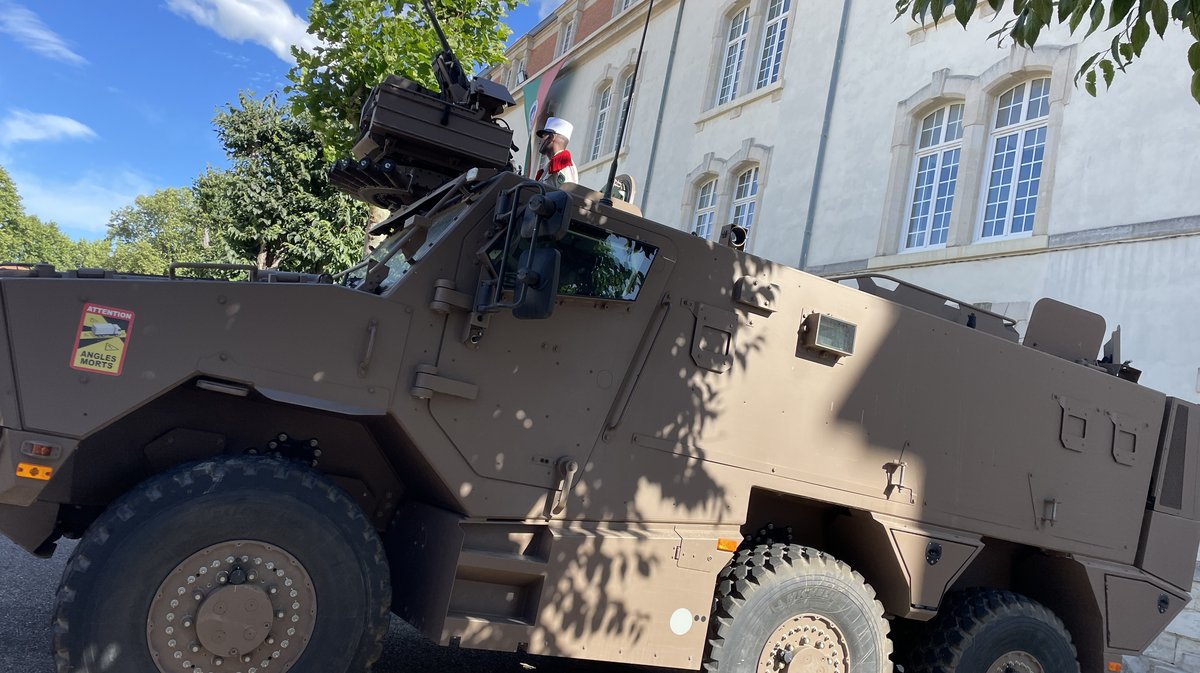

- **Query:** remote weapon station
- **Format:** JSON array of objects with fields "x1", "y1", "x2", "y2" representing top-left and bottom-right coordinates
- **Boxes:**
[{"x1": 1, "y1": 4, "x2": 1197, "y2": 673}]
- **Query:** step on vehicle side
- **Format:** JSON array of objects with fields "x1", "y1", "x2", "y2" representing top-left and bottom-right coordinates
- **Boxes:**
[{"x1": 2, "y1": 6, "x2": 1198, "y2": 673}]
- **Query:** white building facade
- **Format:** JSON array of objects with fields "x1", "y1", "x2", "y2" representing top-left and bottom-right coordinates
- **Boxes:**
[{"x1": 491, "y1": 1, "x2": 1200, "y2": 670}]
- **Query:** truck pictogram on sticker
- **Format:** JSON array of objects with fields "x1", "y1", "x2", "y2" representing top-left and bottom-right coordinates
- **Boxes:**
[{"x1": 70, "y1": 303, "x2": 135, "y2": 376}]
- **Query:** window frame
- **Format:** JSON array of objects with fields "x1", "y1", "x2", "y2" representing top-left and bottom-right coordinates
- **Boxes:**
[
  {"x1": 717, "y1": 8, "x2": 751, "y2": 106},
  {"x1": 976, "y1": 77, "x2": 1052, "y2": 242},
  {"x1": 730, "y1": 166, "x2": 760, "y2": 232},
  {"x1": 901, "y1": 102, "x2": 965, "y2": 252}
]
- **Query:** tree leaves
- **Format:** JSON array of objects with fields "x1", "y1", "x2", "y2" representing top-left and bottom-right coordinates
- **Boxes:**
[
  {"x1": 195, "y1": 92, "x2": 368, "y2": 274},
  {"x1": 287, "y1": 0, "x2": 523, "y2": 161},
  {"x1": 896, "y1": 0, "x2": 1200, "y2": 105}
]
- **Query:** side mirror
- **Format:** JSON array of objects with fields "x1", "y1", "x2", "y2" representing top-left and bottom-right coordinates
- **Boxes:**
[
  {"x1": 513, "y1": 247, "x2": 561, "y2": 320},
  {"x1": 520, "y1": 191, "x2": 571, "y2": 240}
]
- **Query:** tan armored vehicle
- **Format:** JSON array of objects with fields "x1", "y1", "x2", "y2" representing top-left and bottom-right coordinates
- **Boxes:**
[{"x1": 3, "y1": 12, "x2": 1199, "y2": 673}]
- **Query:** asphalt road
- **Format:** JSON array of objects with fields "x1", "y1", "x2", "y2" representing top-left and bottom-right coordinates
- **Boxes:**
[{"x1": 0, "y1": 536, "x2": 638, "y2": 673}]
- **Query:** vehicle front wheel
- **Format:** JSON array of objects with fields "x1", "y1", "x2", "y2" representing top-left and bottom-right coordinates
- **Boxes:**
[
  {"x1": 703, "y1": 544, "x2": 892, "y2": 673},
  {"x1": 909, "y1": 589, "x2": 1080, "y2": 673},
  {"x1": 53, "y1": 456, "x2": 390, "y2": 673}
]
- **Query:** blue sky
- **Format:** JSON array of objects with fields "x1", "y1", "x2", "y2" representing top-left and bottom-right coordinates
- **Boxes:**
[{"x1": 0, "y1": 0, "x2": 558, "y2": 240}]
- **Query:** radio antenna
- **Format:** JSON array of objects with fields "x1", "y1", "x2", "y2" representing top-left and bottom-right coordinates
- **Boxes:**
[{"x1": 600, "y1": 0, "x2": 656, "y2": 207}]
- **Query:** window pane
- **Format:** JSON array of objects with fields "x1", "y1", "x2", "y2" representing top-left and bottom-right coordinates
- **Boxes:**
[
  {"x1": 613, "y1": 76, "x2": 635, "y2": 152},
  {"x1": 490, "y1": 222, "x2": 659, "y2": 301},
  {"x1": 1010, "y1": 126, "x2": 1046, "y2": 234},
  {"x1": 732, "y1": 202, "x2": 756, "y2": 230},
  {"x1": 590, "y1": 87, "x2": 611, "y2": 161},
  {"x1": 735, "y1": 168, "x2": 759, "y2": 199},
  {"x1": 697, "y1": 180, "x2": 717, "y2": 208},
  {"x1": 995, "y1": 83, "x2": 1025, "y2": 128},
  {"x1": 905, "y1": 154, "x2": 938, "y2": 248},
  {"x1": 1026, "y1": 78, "x2": 1051, "y2": 120},
  {"x1": 694, "y1": 211, "x2": 714, "y2": 239},
  {"x1": 928, "y1": 147, "x2": 960, "y2": 246},
  {"x1": 981, "y1": 133, "x2": 1019, "y2": 237},
  {"x1": 944, "y1": 104, "x2": 964, "y2": 142}
]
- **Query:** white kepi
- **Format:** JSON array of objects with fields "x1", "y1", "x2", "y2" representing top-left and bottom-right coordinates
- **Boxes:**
[{"x1": 536, "y1": 117, "x2": 573, "y2": 142}]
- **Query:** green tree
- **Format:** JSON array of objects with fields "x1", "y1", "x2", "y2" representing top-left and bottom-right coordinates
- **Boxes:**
[
  {"x1": 106, "y1": 187, "x2": 222, "y2": 275},
  {"x1": 0, "y1": 214, "x2": 76, "y2": 267},
  {"x1": 288, "y1": 0, "x2": 523, "y2": 160},
  {"x1": 195, "y1": 92, "x2": 369, "y2": 272},
  {"x1": 897, "y1": 0, "x2": 1200, "y2": 104},
  {"x1": 0, "y1": 166, "x2": 21, "y2": 225}
]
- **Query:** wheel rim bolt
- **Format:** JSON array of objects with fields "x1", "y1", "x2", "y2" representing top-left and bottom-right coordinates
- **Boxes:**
[
  {"x1": 214, "y1": 656, "x2": 223, "y2": 665},
  {"x1": 269, "y1": 587, "x2": 278, "y2": 595},
  {"x1": 191, "y1": 643, "x2": 200, "y2": 653},
  {"x1": 183, "y1": 618, "x2": 193, "y2": 628},
  {"x1": 266, "y1": 636, "x2": 275, "y2": 644},
  {"x1": 193, "y1": 592, "x2": 203, "y2": 601},
  {"x1": 243, "y1": 655, "x2": 252, "y2": 663},
  {"x1": 276, "y1": 611, "x2": 285, "y2": 619}
]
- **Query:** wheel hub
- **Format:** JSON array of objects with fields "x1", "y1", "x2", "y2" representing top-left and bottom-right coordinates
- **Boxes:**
[
  {"x1": 146, "y1": 540, "x2": 317, "y2": 673},
  {"x1": 987, "y1": 650, "x2": 1045, "y2": 673},
  {"x1": 759, "y1": 613, "x2": 850, "y2": 673}
]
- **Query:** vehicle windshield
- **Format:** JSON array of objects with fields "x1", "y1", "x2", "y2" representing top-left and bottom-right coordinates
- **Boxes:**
[{"x1": 342, "y1": 201, "x2": 469, "y2": 292}]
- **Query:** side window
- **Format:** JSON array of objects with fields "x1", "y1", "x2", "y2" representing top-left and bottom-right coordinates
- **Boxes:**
[
  {"x1": 980, "y1": 78, "x2": 1050, "y2": 239},
  {"x1": 693, "y1": 179, "x2": 718, "y2": 240},
  {"x1": 903, "y1": 103, "x2": 963, "y2": 250},
  {"x1": 489, "y1": 221, "x2": 659, "y2": 302}
]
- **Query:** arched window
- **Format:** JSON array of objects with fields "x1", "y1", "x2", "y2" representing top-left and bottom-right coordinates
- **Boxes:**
[
  {"x1": 756, "y1": 0, "x2": 790, "y2": 89},
  {"x1": 731, "y1": 167, "x2": 759, "y2": 231},
  {"x1": 590, "y1": 86, "x2": 612, "y2": 161},
  {"x1": 613, "y1": 73, "x2": 634, "y2": 152},
  {"x1": 980, "y1": 78, "x2": 1051, "y2": 239},
  {"x1": 903, "y1": 103, "x2": 964, "y2": 250},
  {"x1": 717, "y1": 8, "x2": 750, "y2": 105},
  {"x1": 693, "y1": 179, "x2": 719, "y2": 239}
]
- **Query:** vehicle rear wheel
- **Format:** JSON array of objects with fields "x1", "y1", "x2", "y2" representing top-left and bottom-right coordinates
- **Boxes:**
[
  {"x1": 53, "y1": 456, "x2": 390, "y2": 673},
  {"x1": 909, "y1": 589, "x2": 1080, "y2": 673},
  {"x1": 703, "y1": 544, "x2": 892, "y2": 673}
]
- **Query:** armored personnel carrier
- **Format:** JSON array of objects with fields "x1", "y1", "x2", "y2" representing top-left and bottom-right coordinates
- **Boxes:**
[{"x1": 2, "y1": 7, "x2": 1198, "y2": 673}]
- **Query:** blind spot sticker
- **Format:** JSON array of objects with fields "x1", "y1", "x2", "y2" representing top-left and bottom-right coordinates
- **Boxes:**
[{"x1": 70, "y1": 303, "x2": 135, "y2": 376}]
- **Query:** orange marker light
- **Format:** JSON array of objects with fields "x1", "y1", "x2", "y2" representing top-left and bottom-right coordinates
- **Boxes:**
[
  {"x1": 1107, "y1": 662, "x2": 1122, "y2": 672},
  {"x1": 16, "y1": 463, "x2": 52, "y2": 481},
  {"x1": 716, "y1": 538, "x2": 739, "y2": 552}
]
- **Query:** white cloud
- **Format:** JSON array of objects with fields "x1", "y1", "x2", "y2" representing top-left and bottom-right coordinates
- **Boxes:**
[
  {"x1": 166, "y1": 0, "x2": 319, "y2": 63},
  {"x1": 0, "y1": 2, "x2": 86, "y2": 65},
  {"x1": 0, "y1": 110, "x2": 96, "y2": 146},
  {"x1": 536, "y1": 0, "x2": 564, "y2": 19},
  {"x1": 9, "y1": 169, "x2": 154, "y2": 237}
]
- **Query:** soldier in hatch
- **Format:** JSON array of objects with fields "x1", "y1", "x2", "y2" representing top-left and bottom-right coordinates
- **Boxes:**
[{"x1": 534, "y1": 117, "x2": 579, "y2": 188}]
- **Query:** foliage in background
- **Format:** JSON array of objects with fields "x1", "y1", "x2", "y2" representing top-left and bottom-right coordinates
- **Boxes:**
[
  {"x1": 288, "y1": 0, "x2": 522, "y2": 161},
  {"x1": 896, "y1": 0, "x2": 1200, "y2": 104},
  {"x1": 194, "y1": 92, "x2": 368, "y2": 272}
]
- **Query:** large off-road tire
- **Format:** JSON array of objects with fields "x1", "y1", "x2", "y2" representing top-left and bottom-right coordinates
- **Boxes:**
[
  {"x1": 909, "y1": 589, "x2": 1080, "y2": 673},
  {"x1": 53, "y1": 456, "x2": 391, "y2": 673},
  {"x1": 703, "y1": 544, "x2": 892, "y2": 673}
]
